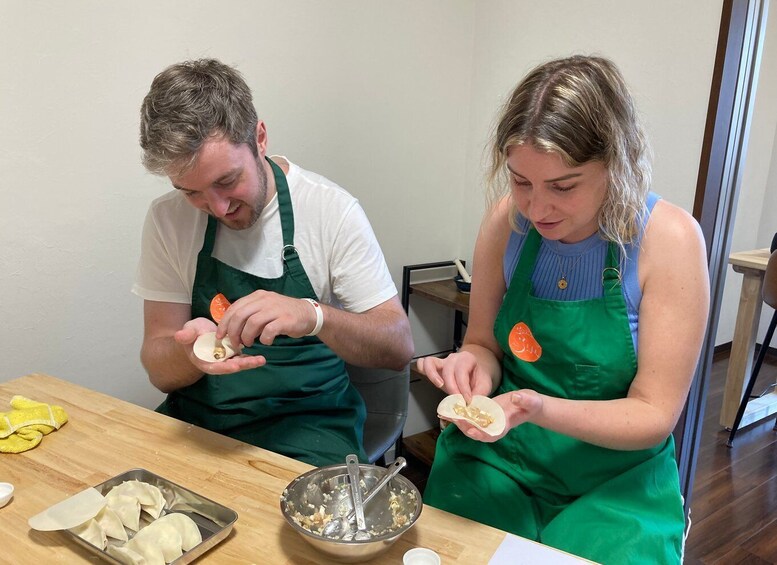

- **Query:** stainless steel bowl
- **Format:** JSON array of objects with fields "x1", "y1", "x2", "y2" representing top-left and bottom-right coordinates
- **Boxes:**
[{"x1": 280, "y1": 462, "x2": 422, "y2": 563}]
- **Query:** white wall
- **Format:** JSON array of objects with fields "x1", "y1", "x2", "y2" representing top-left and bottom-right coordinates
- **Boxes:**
[
  {"x1": 2, "y1": 1, "x2": 771, "y2": 437},
  {"x1": 0, "y1": 1, "x2": 475, "y2": 414},
  {"x1": 458, "y1": 0, "x2": 722, "y2": 254}
]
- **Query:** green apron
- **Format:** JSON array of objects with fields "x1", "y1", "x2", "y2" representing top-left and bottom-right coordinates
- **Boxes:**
[
  {"x1": 425, "y1": 229, "x2": 684, "y2": 564},
  {"x1": 157, "y1": 158, "x2": 367, "y2": 467}
]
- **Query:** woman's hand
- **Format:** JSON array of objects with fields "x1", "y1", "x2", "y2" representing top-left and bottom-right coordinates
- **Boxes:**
[
  {"x1": 416, "y1": 351, "x2": 494, "y2": 402},
  {"x1": 450, "y1": 389, "x2": 544, "y2": 442}
]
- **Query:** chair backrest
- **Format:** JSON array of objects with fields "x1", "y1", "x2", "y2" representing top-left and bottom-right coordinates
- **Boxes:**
[
  {"x1": 763, "y1": 250, "x2": 777, "y2": 309},
  {"x1": 346, "y1": 363, "x2": 410, "y2": 464}
]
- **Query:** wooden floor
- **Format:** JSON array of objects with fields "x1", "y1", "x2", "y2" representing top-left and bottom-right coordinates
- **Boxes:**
[
  {"x1": 685, "y1": 350, "x2": 777, "y2": 564},
  {"x1": 401, "y1": 350, "x2": 777, "y2": 564}
]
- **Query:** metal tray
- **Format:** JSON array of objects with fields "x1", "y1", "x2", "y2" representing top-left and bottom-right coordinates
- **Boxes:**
[{"x1": 62, "y1": 468, "x2": 238, "y2": 564}]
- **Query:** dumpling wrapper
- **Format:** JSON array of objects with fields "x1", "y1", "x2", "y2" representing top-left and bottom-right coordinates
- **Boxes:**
[
  {"x1": 69, "y1": 518, "x2": 107, "y2": 550},
  {"x1": 127, "y1": 519, "x2": 183, "y2": 564},
  {"x1": 94, "y1": 505, "x2": 128, "y2": 541},
  {"x1": 106, "y1": 545, "x2": 147, "y2": 565},
  {"x1": 28, "y1": 487, "x2": 105, "y2": 531},
  {"x1": 437, "y1": 394, "x2": 506, "y2": 436},
  {"x1": 155, "y1": 512, "x2": 202, "y2": 551},
  {"x1": 193, "y1": 332, "x2": 240, "y2": 363},
  {"x1": 105, "y1": 492, "x2": 141, "y2": 531}
]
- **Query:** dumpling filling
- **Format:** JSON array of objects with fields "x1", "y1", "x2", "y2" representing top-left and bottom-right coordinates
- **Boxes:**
[{"x1": 452, "y1": 402, "x2": 495, "y2": 428}]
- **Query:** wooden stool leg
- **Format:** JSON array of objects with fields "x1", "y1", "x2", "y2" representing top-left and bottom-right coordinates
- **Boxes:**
[{"x1": 727, "y1": 310, "x2": 777, "y2": 447}]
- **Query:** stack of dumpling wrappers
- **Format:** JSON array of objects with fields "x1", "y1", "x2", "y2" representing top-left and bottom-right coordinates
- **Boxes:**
[{"x1": 68, "y1": 479, "x2": 202, "y2": 565}]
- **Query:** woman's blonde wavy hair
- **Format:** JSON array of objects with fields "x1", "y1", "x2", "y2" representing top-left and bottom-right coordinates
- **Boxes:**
[{"x1": 487, "y1": 55, "x2": 652, "y2": 253}]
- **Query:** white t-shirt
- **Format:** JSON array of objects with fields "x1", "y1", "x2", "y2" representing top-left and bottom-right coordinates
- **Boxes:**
[{"x1": 132, "y1": 158, "x2": 397, "y2": 313}]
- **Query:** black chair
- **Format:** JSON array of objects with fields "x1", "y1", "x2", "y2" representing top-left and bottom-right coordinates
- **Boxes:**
[
  {"x1": 726, "y1": 245, "x2": 777, "y2": 447},
  {"x1": 346, "y1": 363, "x2": 410, "y2": 464}
]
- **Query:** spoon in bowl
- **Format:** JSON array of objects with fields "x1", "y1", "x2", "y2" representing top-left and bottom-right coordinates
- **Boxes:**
[
  {"x1": 345, "y1": 454, "x2": 370, "y2": 541},
  {"x1": 322, "y1": 457, "x2": 407, "y2": 539}
]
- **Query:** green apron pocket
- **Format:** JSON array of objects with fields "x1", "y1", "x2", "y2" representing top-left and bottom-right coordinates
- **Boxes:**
[{"x1": 573, "y1": 364, "x2": 601, "y2": 399}]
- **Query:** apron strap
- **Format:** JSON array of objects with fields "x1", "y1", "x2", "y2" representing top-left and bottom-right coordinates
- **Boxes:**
[
  {"x1": 511, "y1": 227, "x2": 623, "y2": 297},
  {"x1": 268, "y1": 157, "x2": 295, "y2": 248},
  {"x1": 514, "y1": 228, "x2": 543, "y2": 282},
  {"x1": 201, "y1": 214, "x2": 219, "y2": 256},
  {"x1": 267, "y1": 157, "x2": 308, "y2": 280},
  {"x1": 602, "y1": 242, "x2": 622, "y2": 296}
]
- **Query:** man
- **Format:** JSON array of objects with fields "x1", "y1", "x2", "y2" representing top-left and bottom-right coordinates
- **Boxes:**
[{"x1": 133, "y1": 58, "x2": 413, "y2": 466}]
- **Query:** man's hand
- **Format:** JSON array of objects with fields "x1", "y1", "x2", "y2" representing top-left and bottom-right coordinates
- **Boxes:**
[
  {"x1": 216, "y1": 290, "x2": 317, "y2": 348},
  {"x1": 176, "y1": 317, "x2": 267, "y2": 375}
]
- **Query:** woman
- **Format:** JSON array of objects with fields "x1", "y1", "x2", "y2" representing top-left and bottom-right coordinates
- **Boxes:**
[{"x1": 416, "y1": 55, "x2": 709, "y2": 564}]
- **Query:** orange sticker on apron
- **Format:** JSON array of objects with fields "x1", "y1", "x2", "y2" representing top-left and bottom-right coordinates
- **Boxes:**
[
  {"x1": 508, "y1": 322, "x2": 542, "y2": 362},
  {"x1": 210, "y1": 293, "x2": 231, "y2": 323}
]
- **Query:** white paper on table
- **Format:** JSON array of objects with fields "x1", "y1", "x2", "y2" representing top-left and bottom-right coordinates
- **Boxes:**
[{"x1": 488, "y1": 533, "x2": 599, "y2": 565}]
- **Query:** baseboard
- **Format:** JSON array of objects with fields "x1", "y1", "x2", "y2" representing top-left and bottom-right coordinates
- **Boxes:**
[
  {"x1": 714, "y1": 341, "x2": 777, "y2": 362},
  {"x1": 714, "y1": 342, "x2": 731, "y2": 355}
]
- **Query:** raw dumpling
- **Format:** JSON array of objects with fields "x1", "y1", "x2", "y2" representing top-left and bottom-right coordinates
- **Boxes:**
[
  {"x1": 193, "y1": 332, "x2": 240, "y2": 362},
  {"x1": 106, "y1": 545, "x2": 148, "y2": 565},
  {"x1": 139, "y1": 485, "x2": 164, "y2": 519},
  {"x1": 108, "y1": 480, "x2": 165, "y2": 519},
  {"x1": 123, "y1": 538, "x2": 165, "y2": 565},
  {"x1": 94, "y1": 505, "x2": 128, "y2": 541},
  {"x1": 127, "y1": 519, "x2": 182, "y2": 564},
  {"x1": 154, "y1": 512, "x2": 202, "y2": 551},
  {"x1": 105, "y1": 492, "x2": 141, "y2": 531},
  {"x1": 69, "y1": 518, "x2": 107, "y2": 550},
  {"x1": 437, "y1": 394, "x2": 506, "y2": 436}
]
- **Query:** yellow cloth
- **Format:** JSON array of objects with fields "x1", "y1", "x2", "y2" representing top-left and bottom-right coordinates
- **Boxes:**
[{"x1": 0, "y1": 395, "x2": 68, "y2": 453}]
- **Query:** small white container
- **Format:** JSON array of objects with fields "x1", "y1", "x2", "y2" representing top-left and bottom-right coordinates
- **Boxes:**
[
  {"x1": 403, "y1": 547, "x2": 441, "y2": 565},
  {"x1": 0, "y1": 482, "x2": 14, "y2": 508}
]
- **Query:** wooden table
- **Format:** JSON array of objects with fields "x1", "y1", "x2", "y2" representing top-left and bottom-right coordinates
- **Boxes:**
[
  {"x1": 0, "y1": 374, "x2": 594, "y2": 564},
  {"x1": 720, "y1": 248, "x2": 774, "y2": 429}
]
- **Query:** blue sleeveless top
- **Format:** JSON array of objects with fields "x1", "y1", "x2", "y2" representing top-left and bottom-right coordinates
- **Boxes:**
[{"x1": 503, "y1": 192, "x2": 660, "y2": 354}]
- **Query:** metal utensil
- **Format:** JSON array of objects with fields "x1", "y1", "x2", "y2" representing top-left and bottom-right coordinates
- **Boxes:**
[
  {"x1": 345, "y1": 454, "x2": 370, "y2": 541},
  {"x1": 281, "y1": 462, "x2": 423, "y2": 562},
  {"x1": 322, "y1": 457, "x2": 407, "y2": 538},
  {"x1": 348, "y1": 457, "x2": 406, "y2": 521}
]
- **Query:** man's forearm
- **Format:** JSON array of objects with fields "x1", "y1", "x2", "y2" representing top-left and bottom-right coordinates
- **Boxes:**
[
  {"x1": 141, "y1": 336, "x2": 204, "y2": 393},
  {"x1": 316, "y1": 304, "x2": 413, "y2": 370}
]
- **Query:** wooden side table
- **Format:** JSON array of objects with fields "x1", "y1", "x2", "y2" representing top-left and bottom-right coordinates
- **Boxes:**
[{"x1": 720, "y1": 248, "x2": 773, "y2": 429}]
